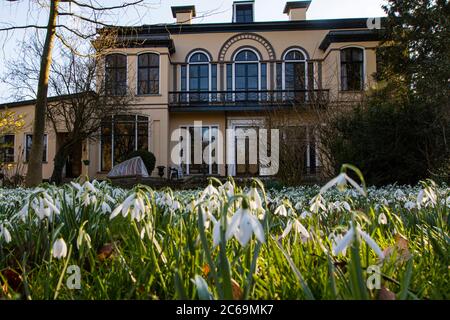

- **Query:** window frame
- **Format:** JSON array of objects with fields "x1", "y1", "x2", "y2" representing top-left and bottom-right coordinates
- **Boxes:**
[
  {"x1": 137, "y1": 52, "x2": 160, "y2": 96},
  {"x1": 105, "y1": 53, "x2": 128, "y2": 96},
  {"x1": 282, "y1": 48, "x2": 309, "y2": 91},
  {"x1": 99, "y1": 115, "x2": 150, "y2": 172},
  {"x1": 0, "y1": 134, "x2": 15, "y2": 163},
  {"x1": 24, "y1": 133, "x2": 48, "y2": 163},
  {"x1": 178, "y1": 124, "x2": 220, "y2": 176},
  {"x1": 340, "y1": 46, "x2": 366, "y2": 92},
  {"x1": 233, "y1": 2, "x2": 254, "y2": 23},
  {"x1": 232, "y1": 48, "x2": 263, "y2": 98}
]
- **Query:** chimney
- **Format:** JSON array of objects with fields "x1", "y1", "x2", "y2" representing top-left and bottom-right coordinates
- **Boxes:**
[
  {"x1": 283, "y1": 1, "x2": 311, "y2": 21},
  {"x1": 171, "y1": 5, "x2": 196, "y2": 24}
]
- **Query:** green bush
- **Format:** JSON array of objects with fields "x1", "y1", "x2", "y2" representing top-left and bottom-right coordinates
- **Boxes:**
[
  {"x1": 321, "y1": 86, "x2": 450, "y2": 186},
  {"x1": 127, "y1": 150, "x2": 156, "y2": 175}
]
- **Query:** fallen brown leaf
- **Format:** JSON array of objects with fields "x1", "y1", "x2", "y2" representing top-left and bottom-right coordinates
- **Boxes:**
[
  {"x1": 1, "y1": 268, "x2": 23, "y2": 292},
  {"x1": 378, "y1": 286, "x2": 396, "y2": 300},
  {"x1": 231, "y1": 279, "x2": 243, "y2": 300},
  {"x1": 97, "y1": 243, "x2": 114, "y2": 261}
]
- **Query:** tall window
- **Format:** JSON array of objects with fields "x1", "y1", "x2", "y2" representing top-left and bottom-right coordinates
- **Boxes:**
[
  {"x1": 25, "y1": 134, "x2": 47, "y2": 162},
  {"x1": 101, "y1": 115, "x2": 149, "y2": 171},
  {"x1": 105, "y1": 54, "x2": 127, "y2": 95},
  {"x1": 234, "y1": 49, "x2": 261, "y2": 101},
  {"x1": 179, "y1": 125, "x2": 219, "y2": 175},
  {"x1": 283, "y1": 49, "x2": 308, "y2": 101},
  {"x1": 188, "y1": 52, "x2": 210, "y2": 101},
  {"x1": 138, "y1": 53, "x2": 159, "y2": 95},
  {"x1": 0, "y1": 134, "x2": 15, "y2": 163},
  {"x1": 341, "y1": 47, "x2": 364, "y2": 91}
]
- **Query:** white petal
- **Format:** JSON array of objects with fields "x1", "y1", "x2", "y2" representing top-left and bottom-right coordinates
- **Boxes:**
[
  {"x1": 357, "y1": 228, "x2": 384, "y2": 259},
  {"x1": 281, "y1": 220, "x2": 293, "y2": 239},
  {"x1": 320, "y1": 175, "x2": 340, "y2": 194},
  {"x1": 332, "y1": 228, "x2": 355, "y2": 256},
  {"x1": 226, "y1": 209, "x2": 242, "y2": 240},
  {"x1": 248, "y1": 214, "x2": 265, "y2": 243},
  {"x1": 109, "y1": 204, "x2": 123, "y2": 220}
]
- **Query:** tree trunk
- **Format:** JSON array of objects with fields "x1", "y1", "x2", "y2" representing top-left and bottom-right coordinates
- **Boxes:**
[
  {"x1": 50, "y1": 142, "x2": 71, "y2": 185},
  {"x1": 25, "y1": 0, "x2": 60, "y2": 187}
]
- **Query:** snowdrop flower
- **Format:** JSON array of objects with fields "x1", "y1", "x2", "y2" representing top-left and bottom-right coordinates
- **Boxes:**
[
  {"x1": 281, "y1": 219, "x2": 310, "y2": 240},
  {"x1": 404, "y1": 201, "x2": 416, "y2": 210},
  {"x1": 110, "y1": 193, "x2": 136, "y2": 220},
  {"x1": 320, "y1": 172, "x2": 367, "y2": 197},
  {"x1": 83, "y1": 181, "x2": 98, "y2": 194},
  {"x1": 53, "y1": 238, "x2": 68, "y2": 259},
  {"x1": 220, "y1": 179, "x2": 235, "y2": 198},
  {"x1": 333, "y1": 224, "x2": 384, "y2": 259},
  {"x1": 0, "y1": 224, "x2": 12, "y2": 243},
  {"x1": 101, "y1": 201, "x2": 112, "y2": 214},
  {"x1": 274, "y1": 203, "x2": 289, "y2": 217},
  {"x1": 394, "y1": 189, "x2": 405, "y2": 200},
  {"x1": 200, "y1": 183, "x2": 219, "y2": 201},
  {"x1": 309, "y1": 194, "x2": 327, "y2": 214},
  {"x1": 417, "y1": 187, "x2": 437, "y2": 209},
  {"x1": 378, "y1": 212, "x2": 388, "y2": 225},
  {"x1": 226, "y1": 203, "x2": 265, "y2": 247},
  {"x1": 210, "y1": 215, "x2": 221, "y2": 248},
  {"x1": 247, "y1": 186, "x2": 264, "y2": 211},
  {"x1": 70, "y1": 182, "x2": 83, "y2": 192},
  {"x1": 76, "y1": 225, "x2": 92, "y2": 250}
]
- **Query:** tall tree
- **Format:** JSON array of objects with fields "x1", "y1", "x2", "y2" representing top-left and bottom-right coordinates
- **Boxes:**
[
  {"x1": 0, "y1": 0, "x2": 148, "y2": 186},
  {"x1": 378, "y1": 0, "x2": 450, "y2": 101}
]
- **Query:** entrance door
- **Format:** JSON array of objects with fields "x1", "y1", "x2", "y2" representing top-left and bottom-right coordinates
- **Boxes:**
[
  {"x1": 234, "y1": 126, "x2": 259, "y2": 176},
  {"x1": 57, "y1": 133, "x2": 82, "y2": 179}
]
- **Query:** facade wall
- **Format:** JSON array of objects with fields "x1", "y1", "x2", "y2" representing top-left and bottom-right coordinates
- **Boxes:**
[{"x1": 1, "y1": 16, "x2": 381, "y2": 181}]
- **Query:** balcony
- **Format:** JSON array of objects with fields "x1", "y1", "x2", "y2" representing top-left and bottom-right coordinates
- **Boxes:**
[{"x1": 168, "y1": 89, "x2": 330, "y2": 112}]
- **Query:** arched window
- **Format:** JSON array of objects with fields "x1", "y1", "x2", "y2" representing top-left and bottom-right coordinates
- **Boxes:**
[
  {"x1": 138, "y1": 53, "x2": 159, "y2": 95},
  {"x1": 188, "y1": 51, "x2": 210, "y2": 101},
  {"x1": 105, "y1": 54, "x2": 127, "y2": 95},
  {"x1": 233, "y1": 49, "x2": 265, "y2": 101},
  {"x1": 340, "y1": 47, "x2": 364, "y2": 91},
  {"x1": 281, "y1": 49, "x2": 308, "y2": 101},
  {"x1": 100, "y1": 115, "x2": 149, "y2": 171},
  {"x1": 283, "y1": 49, "x2": 307, "y2": 91}
]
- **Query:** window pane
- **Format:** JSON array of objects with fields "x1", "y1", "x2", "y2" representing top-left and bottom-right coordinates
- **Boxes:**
[
  {"x1": 25, "y1": 134, "x2": 47, "y2": 162},
  {"x1": 0, "y1": 134, "x2": 15, "y2": 163},
  {"x1": 190, "y1": 53, "x2": 208, "y2": 63}
]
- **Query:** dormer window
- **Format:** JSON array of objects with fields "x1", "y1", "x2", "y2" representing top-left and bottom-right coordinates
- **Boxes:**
[{"x1": 233, "y1": 1, "x2": 254, "y2": 23}]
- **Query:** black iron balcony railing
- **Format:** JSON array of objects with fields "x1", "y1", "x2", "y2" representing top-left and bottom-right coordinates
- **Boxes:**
[{"x1": 168, "y1": 89, "x2": 330, "y2": 108}]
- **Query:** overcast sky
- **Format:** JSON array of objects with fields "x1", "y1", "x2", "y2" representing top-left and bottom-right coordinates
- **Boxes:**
[{"x1": 0, "y1": 0, "x2": 387, "y2": 103}]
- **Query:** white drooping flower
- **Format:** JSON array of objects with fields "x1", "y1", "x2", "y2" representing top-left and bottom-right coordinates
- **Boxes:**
[
  {"x1": 320, "y1": 172, "x2": 367, "y2": 197},
  {"x1": 101, "y1": 201, "x2": 112, "y2": 214},
  {"x1": 309, "y1": 194, "x2": 327, "y2": 214},
  {"x1": 404, "y1": 201, "x2": 416, "y2": 210},
  {"x1": 220, "y1": 180, "x2": 235, "y2": 198},
  {"x1": 378, "y1": 212, "x2": 388, "y2": 225},
  {"x1": 76, "y1": 225, "x2": 92, "y2": 250},
  {"x1": 247, "y1": 187, "x2": 263, "y2": 211},
  {"x1": 332, "y1": 224, "x2": 384, "y2": 259},
  {"x1": 281, "y1": 219, "x2": 310, "y2": 240},
  {"x1": 417, "y1": 186, "x2": 437, "y2": 209},
  {"x1": 0, "y1": 223, "x2": 12, "y2": 243},
  {"x1": 200, "y1": 183, "x2": 219, "y2": 201},
  {"x1": 226, "y1": 206, "x2": 265, "y2": 247},
  {"x1": 53, "y1": 238, "x2": 68, "y2": 259},
  {"x1": 274, "y1": 203, "x2": 289, "y2": 217},
  {"x1": 109, "y1": 193, "x2": 150, "y2": 221}
]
